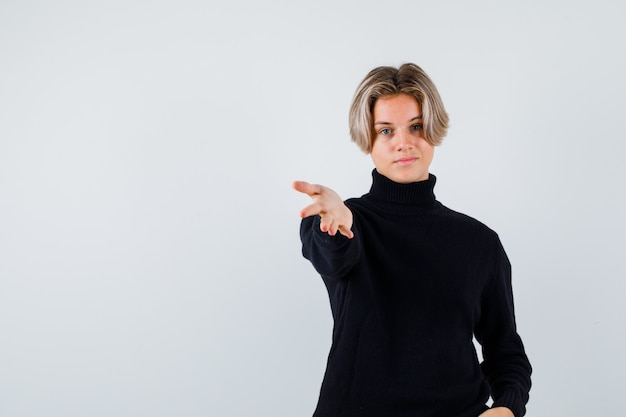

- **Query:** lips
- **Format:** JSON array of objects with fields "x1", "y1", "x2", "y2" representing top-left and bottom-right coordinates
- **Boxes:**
[{"x1": 395, "y1": 156, "x2": 418, "y2": 165}]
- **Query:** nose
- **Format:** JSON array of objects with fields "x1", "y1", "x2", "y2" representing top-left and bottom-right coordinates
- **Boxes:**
[{"x1": 395, "y1": 130, "x2": 413, "y2": 151}]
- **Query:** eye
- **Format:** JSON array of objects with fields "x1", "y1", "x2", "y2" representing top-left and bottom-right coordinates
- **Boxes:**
[
  {"x1": 410, "y1": 124, "x2": 423, "y2": 132},
  {"x1": 379, "y1": 128, "x2": 392, "y2": 135}
]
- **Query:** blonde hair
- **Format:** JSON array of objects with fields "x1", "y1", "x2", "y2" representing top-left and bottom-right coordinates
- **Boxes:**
[{"x1": 349, "y1": 63, "x2": 449, "y2": 153}]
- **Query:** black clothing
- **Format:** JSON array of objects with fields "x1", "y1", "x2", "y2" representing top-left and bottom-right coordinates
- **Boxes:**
[{"x1": 300, "y1": 171, "x2": 531, "y2": 417}]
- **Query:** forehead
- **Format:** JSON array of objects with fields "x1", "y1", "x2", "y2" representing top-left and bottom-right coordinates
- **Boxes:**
[{"x1": 372, "y1": 93, "x2": 422, "y2": 122}]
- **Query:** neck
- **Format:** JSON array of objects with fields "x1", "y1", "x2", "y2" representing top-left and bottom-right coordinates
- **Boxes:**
[{"x1": 366, "y1": 169, "x2": 437, "y2": 209}]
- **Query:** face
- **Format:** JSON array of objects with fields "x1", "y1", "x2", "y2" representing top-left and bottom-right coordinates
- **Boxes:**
[{"x1": 370, "y1": 93, "x2": 434, "y2": 183}]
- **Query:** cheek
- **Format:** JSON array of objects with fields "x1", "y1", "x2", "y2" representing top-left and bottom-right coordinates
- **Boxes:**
[
  {"x1": 370, "y1": 150, "x2": 381, "y2": 166},
  {"x1": 369, "y1": 145, "x2": 389, "y2": 168},
  {"x1": 370, "y1": 142, "x2": 383, "y2": 159},
  {"x1": 422, "y1": 144, "x2": 435, "y2": 163}
]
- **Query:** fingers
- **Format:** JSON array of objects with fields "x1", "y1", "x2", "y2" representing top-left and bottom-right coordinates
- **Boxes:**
[
  {"x1": 293, "y1": 180, "x2": 325, "y2": 218},
  {"x1": 292, "y1": 181, "x2": 321, "y2": 196},
  {"x1": 299, "y1": 202, "x2": 322, "y2": 219},
  {"x1": 322, "y1": 217, "x2": 336, "y2": 235},
  {"x1": 293, "y1": 179, "x2": 353, "y2": 239},
  {"x1": 320, "y1": 215, "x2": 354, "y2": 240},
  {"x1": 338, "y1": 225, "x2": 354, "y2": 239}
]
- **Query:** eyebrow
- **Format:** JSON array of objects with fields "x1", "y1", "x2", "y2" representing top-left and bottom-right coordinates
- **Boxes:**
[{"x1": 374, "y1": 115, "x2": 423, "y2": 126}]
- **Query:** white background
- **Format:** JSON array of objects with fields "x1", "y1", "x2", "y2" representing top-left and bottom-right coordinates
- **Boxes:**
[{"x1": 1, "y1": 1, "x2": 625, "y2": 416}]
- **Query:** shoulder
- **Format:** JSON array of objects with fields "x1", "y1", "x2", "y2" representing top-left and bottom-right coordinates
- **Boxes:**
[
  {"x1": 343, "y1": 195, "x2": 369, "y2": 213},
  {"x1": 437, "y1": 203, "x2": 501, "y2": 243}
]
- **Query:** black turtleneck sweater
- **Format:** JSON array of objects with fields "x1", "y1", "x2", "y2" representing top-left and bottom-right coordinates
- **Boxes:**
[{"x1": 300, "y1": 171, "x2": 531, "y2": 417}]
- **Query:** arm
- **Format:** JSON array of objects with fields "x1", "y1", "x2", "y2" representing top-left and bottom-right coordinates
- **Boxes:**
[
  {"x1": 475, "y1": 236, "x2": 532, "y2": 417},
  {"x1": 293, "y1": 181, "x2": 361, "y2": 280}
]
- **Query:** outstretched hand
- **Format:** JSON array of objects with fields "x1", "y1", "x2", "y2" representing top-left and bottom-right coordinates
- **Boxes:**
[
  {"x1": 478, "y1": 407, "x2": 514, "y2": 417},
  {"x1": 293, "y1": 181, "x2": 354, "y2": 239}
]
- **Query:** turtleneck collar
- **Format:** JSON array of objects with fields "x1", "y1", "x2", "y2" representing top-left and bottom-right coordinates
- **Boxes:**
[{"x1": 365, "y1": 169, "x2": 437, "y2": 208}]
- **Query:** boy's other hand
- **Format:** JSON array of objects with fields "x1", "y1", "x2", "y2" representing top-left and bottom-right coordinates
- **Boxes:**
[{"x1": 293, "y1": 181, "x2": 354, "y2": 239}]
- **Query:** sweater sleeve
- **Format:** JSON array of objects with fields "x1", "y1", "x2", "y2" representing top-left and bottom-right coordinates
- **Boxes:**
[
  {"x1": 299, "y1": 214, "x2": 362, "y2": 280},
  {"x1": 474, "y1": 235, "x2": 532, "y2": 417}
]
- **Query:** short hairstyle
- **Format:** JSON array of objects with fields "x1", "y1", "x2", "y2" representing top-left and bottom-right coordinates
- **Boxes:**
[{"x1": 349, "y1": 63, "x2": 449, "y2": 153}]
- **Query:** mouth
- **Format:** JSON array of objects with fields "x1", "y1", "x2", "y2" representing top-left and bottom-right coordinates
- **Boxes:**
[{"x1": 395, "y1": 156, "x2": 418, "y2": 165}]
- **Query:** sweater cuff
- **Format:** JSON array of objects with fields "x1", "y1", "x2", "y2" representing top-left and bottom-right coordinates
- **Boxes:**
[{"x1": 492, "y1": 390, "x2": 526, "y2": 417}]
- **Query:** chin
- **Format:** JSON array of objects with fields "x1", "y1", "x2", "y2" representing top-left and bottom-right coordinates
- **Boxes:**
[{"x1": 378, "y1": 167, "x2": 428, "y2": 184}]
